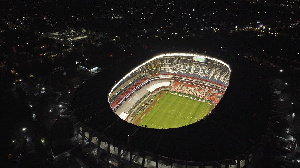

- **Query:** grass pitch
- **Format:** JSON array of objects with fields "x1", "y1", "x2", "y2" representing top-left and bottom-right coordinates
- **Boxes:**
[{"x1": 133, "y1": 91, "x2": 212, "y2": 129}]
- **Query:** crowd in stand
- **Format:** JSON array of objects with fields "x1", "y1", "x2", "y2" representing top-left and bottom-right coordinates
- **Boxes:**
[
  {"x1": 108, "y1": 54, "x2": 231, "y2": 114},
  {"x1": 169, "y1": 80, "x2": 223, "y2": 105},
  {"x1": 160, "y1": 56, "x2": 230, "y2": 86}
]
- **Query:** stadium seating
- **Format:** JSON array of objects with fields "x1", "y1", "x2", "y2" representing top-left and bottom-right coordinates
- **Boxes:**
[
  {"x1": 169, "y1": 80, "x2": 224, "y2": 104},
  {"x1": 109, "y1": 68, "x2": 146, "y2": 103},
  {"x1": 110, "y1": 77, "x2": 150, "y2": 111},
  {"x1": 109, "y1": 54, "x2": 230, "y2": 113},
  {"x1": 160, "y1": 56, "x2": 230, "y2": 86}
]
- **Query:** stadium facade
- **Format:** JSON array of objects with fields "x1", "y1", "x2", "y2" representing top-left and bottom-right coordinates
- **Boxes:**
[{"x1": 72, "y1": 53, "x2": 269, "y2": 168}]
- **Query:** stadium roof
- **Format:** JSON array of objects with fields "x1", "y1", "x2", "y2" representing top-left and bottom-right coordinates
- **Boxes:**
[
  {"x1": 109, "y1": 53, "x2": 231, "y2": 98},
  {"x1": 72, "y1": 54, "x2": 270, "y2": 162}
]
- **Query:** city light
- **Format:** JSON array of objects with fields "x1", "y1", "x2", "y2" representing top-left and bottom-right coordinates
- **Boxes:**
[
  {"x1": 41, "y1": 138, "x2": 45, "y2": 144},
  {"x1": 2, "y1": 1, "x2": 299, "y2": 167},
  {"x1": 32, "y1": 113, "x2": 36, "y2": 120},
  {"x1": 41, "y1": 87, "x2": 46, "y2": 94}
]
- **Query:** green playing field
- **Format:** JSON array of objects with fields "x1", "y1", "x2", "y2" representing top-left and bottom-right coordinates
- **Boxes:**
[{"x1": 133, "y1": 91, "x2": 212, "y2": 129}]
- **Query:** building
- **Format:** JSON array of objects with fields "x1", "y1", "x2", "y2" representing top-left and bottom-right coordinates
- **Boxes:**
[{"x1": 72, "y1": 53, "x2": 271, "y2": 168}]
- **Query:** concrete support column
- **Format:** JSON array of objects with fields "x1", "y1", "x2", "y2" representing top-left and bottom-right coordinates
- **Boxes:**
[
  {"x1": 107, "y1": 143, "x2": 111, "y2": 154},
  {"x1": 245, "y1": 158, "x2": 249, "y2": 167},
  {"x1": 118, "y1": 147, "x2": 121, "y2": 167},
  {"x1": 236, "y1": 159, "x2": 240, "y2": 168},
  {"x1": 88, "y1": 132, "x2": 92, "y2": 142},
  {"x1": 107, "y1": 143, "x2": 111, "y2": 167},
  {"x1": 97, "y1": 138, "x2": 101, "y2": 158},
  {"x1": 142, "y1": 156, "x2": 145, "y2": 168},
  {"x1": 81, "y1": 131, "x2": 84, "y2": 146},
  {"x1": 118, "y1": 147, "x2": 121, "y2": 155}
]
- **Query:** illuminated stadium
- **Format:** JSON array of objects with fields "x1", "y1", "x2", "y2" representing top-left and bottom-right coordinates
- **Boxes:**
[
  {"x1": 72, "y1": 53, "x2": 271, "y2": 167},
  {"x1": 108, "y1": 53, "x2": 231, "y2": 129}
]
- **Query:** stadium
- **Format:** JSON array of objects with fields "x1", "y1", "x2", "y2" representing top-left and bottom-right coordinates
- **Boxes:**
[
  {"x1": 108, "y1": 53, "x2": 230, "y2": 129},
  {"x1": 72, "y1": 53, "x2": 271, "y2": 167}
]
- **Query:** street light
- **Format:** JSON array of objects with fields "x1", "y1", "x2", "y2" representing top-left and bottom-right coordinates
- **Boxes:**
[
  {"x1": 22, "y1": 127, "x2": 27, "y2": 132},
  {"x1": 41, "y1": 87, "x2": 46, "y2": 94},
  {"x1": 41, "y1": 138, "x2": 45, "y2": 144},
  {"x1": 279, "y1": 69, "x2": 283, "y2": 73}
]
